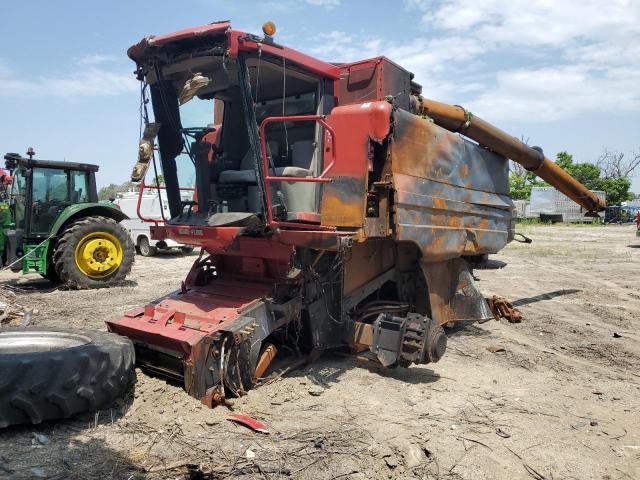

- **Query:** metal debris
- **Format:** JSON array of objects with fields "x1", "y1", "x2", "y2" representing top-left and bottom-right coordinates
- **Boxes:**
[
  {"x1": 227, "y1": 414, "x2": 269, "y2": 434},
  {"x1": 486, "y1": 295, "x2": 523, "y2": 323}
]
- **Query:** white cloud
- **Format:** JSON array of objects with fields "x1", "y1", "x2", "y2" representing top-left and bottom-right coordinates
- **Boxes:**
[
  {"x1": 306, "y1": 0, "x2": 640, "y2": 121},
  {"x1": 0, "y1": 58, "x2": 137, "y2": 98},
  {"x1": 469, "y1": 65, "x2": 640, "y2": 122},
  {"x1": 304, "y1": 0, "x2": 341, "y2": 7},
  {"x1": 75, "y1": 54, "x2": 119, "y2": 66},
  {"x1": 408, "y1": 0, "x2": 639, "y2": 48}
]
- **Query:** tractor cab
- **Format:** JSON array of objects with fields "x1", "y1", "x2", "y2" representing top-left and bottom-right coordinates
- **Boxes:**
[{"x1": 4, "y1": 153, "x2": 99, "y2": 241}]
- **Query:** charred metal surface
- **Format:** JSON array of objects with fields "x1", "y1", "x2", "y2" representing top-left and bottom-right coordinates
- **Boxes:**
[
  {"x1": 345, "y1": 313, "x2": 446, "y2": 367},
  {"x1": 390, "y1": 109, "x2": 513, "y2": 261},
  {"x1": 320, "y1": 176, "x2": 367, "y2": 227},
  {"x1": 336, "y1": 57, "x2": 413, "y2": 111},
  {"x1": 420, "y1": 258, "x2": 493, "y2": 326},
  {"x1": 343, "y1": 239, "x2": 395, "y2": 297}
]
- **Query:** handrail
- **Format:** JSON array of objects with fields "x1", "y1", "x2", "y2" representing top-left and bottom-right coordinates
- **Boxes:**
[
  {"x1": 259, "y1": 115, "x2": 336, "y2": 227},
  {"x1": 136, "y1": 178, "x2": 195, "y2": 224}
]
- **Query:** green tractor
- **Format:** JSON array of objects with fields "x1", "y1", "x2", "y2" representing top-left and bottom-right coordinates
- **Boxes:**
[{"x1": 0, "y1": 151, "x2": 134, "y2": 288}]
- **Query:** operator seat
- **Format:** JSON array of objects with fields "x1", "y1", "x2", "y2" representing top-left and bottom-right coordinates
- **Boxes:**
[
  {"x1": 218, "y1": 141, "x2": 280, "y2": 184},
  {"x1": 217, "y1": 140, "x2": 320, "y2": 219},
  {"x1": 279, "y1": 140, "x2": 319, "y2": 216}
]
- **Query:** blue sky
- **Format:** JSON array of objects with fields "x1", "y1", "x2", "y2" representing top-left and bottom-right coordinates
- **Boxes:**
[{"x1": 1, "y1": 0, "x2": 639, "y2": 191}]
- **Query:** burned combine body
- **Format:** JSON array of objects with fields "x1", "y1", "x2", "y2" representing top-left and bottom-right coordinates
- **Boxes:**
[{"x1": 107, "y1": 21, "x2": 605, "y2": 405}]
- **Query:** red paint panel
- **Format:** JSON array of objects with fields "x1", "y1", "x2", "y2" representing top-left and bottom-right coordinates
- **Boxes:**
[
  {"x1": 160, "y1": 225, "x2": 243, "y2": 251},
  {"x1": 325, "y1": 101, "x2": 392, "y2": 175},
  {"x1": 106, "y1": 278, "x2": 271, "y2": 356},
  {"x1": 150, "y1": 22, "x2": 230, "y2": 46},
  {"x1": 228, "y1": 30, "x2": 340, "y2": 79},
  {"x1": 320, "y1": 101, "x2": 392, "y2": 227},
  {"x1": 227, "y1": 414, "x2": 270, "y2": 434}
]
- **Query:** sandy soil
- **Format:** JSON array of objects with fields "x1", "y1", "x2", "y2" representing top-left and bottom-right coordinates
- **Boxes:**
[{"x1": 0, "y1": 224, "x2": 638, "y2": 480}]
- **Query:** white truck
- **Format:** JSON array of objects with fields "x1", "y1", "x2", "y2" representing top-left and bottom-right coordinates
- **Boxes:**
[
  {"x1": 114, "y1": 191, "x2": 194, "y2": 256},
  {"x1": 529, "y1": 187, "x2": 606, "y2": 223}
]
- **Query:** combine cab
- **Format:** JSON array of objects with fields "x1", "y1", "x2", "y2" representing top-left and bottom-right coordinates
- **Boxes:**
[{"x1": 107, "y1": 21, "x2": 605, "y2": 406}]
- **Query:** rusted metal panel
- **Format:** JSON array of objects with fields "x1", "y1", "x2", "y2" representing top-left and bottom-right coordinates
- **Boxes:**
[
  {"x1": 343, "y1": 239, "x2": 395, "y2": 296},
  {"x1": 390, "y1": 109, "x2": 513, "y2": 261},
  {"x1": 336, "y1": 57, "x2": 413, "y2": 111},
  {"x1": 420, "y1": 259, "x2": 494, "y2": 326}
]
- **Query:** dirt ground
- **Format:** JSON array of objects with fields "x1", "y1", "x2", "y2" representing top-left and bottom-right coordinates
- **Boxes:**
[{"x1": 0, "y1": 224, "x2": 638, "y2": 480}]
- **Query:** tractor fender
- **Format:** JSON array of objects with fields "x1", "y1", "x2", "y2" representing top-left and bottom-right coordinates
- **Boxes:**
[{"x1": 49, "y1": 203, "x2": 129, "y2": 238}]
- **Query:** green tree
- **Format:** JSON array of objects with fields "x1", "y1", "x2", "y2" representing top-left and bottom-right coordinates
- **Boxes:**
[
  {"x1": 98, "y1": 181, "x2": 139, "y2": 201},
  {"x1": 508, "y1": 163, "x2": 547, "y2": 200},
  {"x1": 592, "y1": 177, "x2": 632, "y2": 205},
  {"x1": 98, "y1": 183, "x2": 119, "y2": 201},
  {"x1": 509, "y1": 150, "x2": 634, "y2": 204},
  {"x1": 555, "y1": 151, "x2": 574, "y2": 170},
  {"x1": 152, "y1": 175, "x2": 165, "y2": 187},
  {"x1": 552, "y1": 150, "x2": 633, "y2": 205}
]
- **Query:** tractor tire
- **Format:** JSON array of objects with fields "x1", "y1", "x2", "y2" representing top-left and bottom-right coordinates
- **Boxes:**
[
  {"x1": 40, "y1": 259, "x2": 60, "y2": 283},
  {"x1": 0, "y1": 327, "x2": 135, "y2": 428},
  {"x1": 138, "y1": 237, "x2": 157, "y2": 257},
  {"x1": 53, "y1": 216, "x2": 134, "y2": 289}
]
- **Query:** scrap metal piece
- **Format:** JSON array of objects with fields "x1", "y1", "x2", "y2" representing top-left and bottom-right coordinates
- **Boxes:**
[
  {"x1": 486, "y1": 295, "x2": 523, "y2": 323},
  {"x1": 179, "y1": 72, "x2": 211, "y2": 105},
  {"x1": 421, "y1": 259, "x2": 495, "y2": 326},
  {"x1": 131, "y1": 122, "x2": 161, "y2": 182},
  {"x1": 227, "y1": 414, "x2": 269, "y2": 434},
  {"x1": 254, "y1": 343, "x2": 277, "y2": 381}
]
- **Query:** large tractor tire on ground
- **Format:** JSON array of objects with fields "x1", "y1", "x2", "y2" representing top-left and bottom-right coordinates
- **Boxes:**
[
  {"x1": 0, "y1": 327, "x2": 135, "y2": 428},
  {"x1": 53, "y1": 216, "x2": 134, "y2": 289}
]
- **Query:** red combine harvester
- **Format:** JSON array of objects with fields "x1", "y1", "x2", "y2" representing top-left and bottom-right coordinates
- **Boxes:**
[{"x1": 107, "y1": 21, "x2": 605, "y2": 406}]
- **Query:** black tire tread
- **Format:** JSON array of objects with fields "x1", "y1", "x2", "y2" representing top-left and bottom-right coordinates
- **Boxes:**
[
  {"x1": 0, "y1": 327, "x2": 135, "y2": 428},
  {"x1": 52, "y1": 216, "x2": 135, "y2": 289},
  {"x1": 137, "y1": 236, "x2": 157, "y2": 257}
]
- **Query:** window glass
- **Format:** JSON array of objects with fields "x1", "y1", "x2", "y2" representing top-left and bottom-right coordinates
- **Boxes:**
[
  {"x1": 31, "y1": 168, "x2": 69, "y2": 235},
  {"x1": 71, "y1": 171, "x2": 89, "y2": 203},
  {"x1": 11, "y1": 169, "x2": 27, "y2": 229},
  {"x1": 32, "y1": 168, "x2": 68, "y2": 203}
]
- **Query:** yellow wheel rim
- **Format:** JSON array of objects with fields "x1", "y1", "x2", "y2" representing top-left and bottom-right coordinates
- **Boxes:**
[{"x1": 74, "y1": 231, "x2": 123, "y2": 279}]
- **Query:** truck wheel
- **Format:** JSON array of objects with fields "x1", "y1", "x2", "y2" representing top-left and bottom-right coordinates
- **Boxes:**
[
  {"x1": 53, "y1": 216, "x2": 135, "y2": 289},
  {"x1": 138, "y1": 237, "x2": 157, "y2": 257},
  {"x1": 180, "y1": 246, "x2": 195, "y2": 254},
  {"x1": 0, "y1": 327, "x2": 135, "y2": 428}
]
